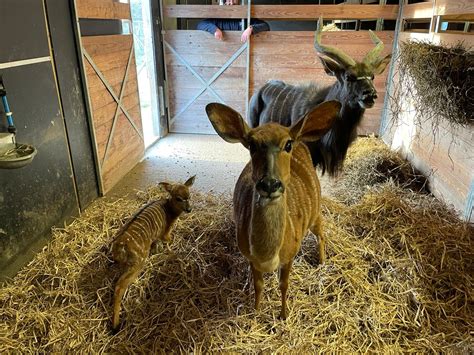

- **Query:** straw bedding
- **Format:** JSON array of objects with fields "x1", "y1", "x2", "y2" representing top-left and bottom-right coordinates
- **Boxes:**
[{"x1": 0, "y1": 138, "x2": 472, "y2": 353}]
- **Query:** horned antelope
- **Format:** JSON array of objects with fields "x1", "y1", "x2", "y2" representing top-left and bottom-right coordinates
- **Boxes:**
[
  {"x1": 206, "y1": 101, "x2": 341, "y2": 319},
  {"x1": 249, "y1": 17, "x2": 392, "y2": 176},
  {"x1": 110, "y1": 176, "x2": 195, "y2": 331}
]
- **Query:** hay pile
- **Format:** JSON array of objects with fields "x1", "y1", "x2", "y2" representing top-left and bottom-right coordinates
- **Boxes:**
[
  {"x1": 0, "y1": 140, "x2": 473, "y2": 352},
  {"x1": 329, "y1": 136, "x2": 426, "y2": 204},
  {"x1": 392, "y1": 40, "x2": 474, "y2": 128}
]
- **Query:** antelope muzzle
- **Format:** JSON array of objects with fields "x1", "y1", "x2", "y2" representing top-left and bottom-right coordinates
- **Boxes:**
[
  {"x1": 256, "y1": 176, "x2": 285, "y2": 200},
  {"x1": 359, "y1": 81, "x2": 378, "y2": 109}
]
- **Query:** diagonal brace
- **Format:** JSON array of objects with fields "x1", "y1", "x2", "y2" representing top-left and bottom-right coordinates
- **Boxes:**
[{"x1": 164, "y1": 41, "x2": 247, "y2": 123}]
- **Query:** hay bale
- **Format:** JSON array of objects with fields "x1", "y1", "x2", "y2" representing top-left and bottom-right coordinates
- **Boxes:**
[
  {"x1": 0, "y1": 179, "x2": 472, "y2": 352},
  {"x1": 392, "y1": 40, "x2": 474, "y2": 127},
  {"x1": 329, "y1": 136, "x2": 426, "y2": 204}
]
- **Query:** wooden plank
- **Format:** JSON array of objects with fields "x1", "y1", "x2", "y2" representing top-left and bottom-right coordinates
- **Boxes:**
[
  {"x1": 164, "y1": 5, "x2": 246, "y2": 19},
  {"x1": 167, "y1": 65, "x2": 246, "y2": 88},
  {"x1": 402, "y1": 3, "x2": 433, "y2": 20},
  {"x1": 76, "y1": 0, "x2": 130, "y2": 20},
  {"x1": 101, "y1": 123, "x2": 144, "y2": 192},
  {"x1": 252, "y1": 5, "x2": 399, "y2": 20},
  {"x1": 168, "y1": 88, "x2": 246, "y2": 102},
  {"x1": 163, "y1": 5, "x2": 399, "y2": 20},
  {"x1": 398, "y1": 31, "x2": 431, "y2": 42},
  {"x1": 81, "y1": 35, "x2": 133, "y2": 56},
  {"x1": 166, "y1": 52, "x2": 246, "y2": 68},
  {"x1": 431, "y1": 32, "x2": 474, "y2": 46},
  {"x1": 251, "y1": 31, "x2": 393, "y2": 57},
  {"x1": 435, "y1": 0, "x2": 474, "y2": 19}
]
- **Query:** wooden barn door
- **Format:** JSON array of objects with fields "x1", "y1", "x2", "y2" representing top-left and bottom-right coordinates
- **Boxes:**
[
  {"x1": 75, "y1": 0, "x2": 145, "y2": 194},
  {"x1": 162, "y1": 6, "x2": 249, "y2": 134}
]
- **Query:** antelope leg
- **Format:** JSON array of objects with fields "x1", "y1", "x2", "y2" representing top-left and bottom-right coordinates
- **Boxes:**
[
  {"x1": 250, "y1": 262, "x2": 264, "y2": 312},
  {"x1": 311, "y1": 218, "x2": 326, "y2": 264},
  {"x1": 112, "y1": 262, "x2": 145, "y2": 331},
  {"x1": 279, "y1": 260, "x2": 293, "y2": 320}
]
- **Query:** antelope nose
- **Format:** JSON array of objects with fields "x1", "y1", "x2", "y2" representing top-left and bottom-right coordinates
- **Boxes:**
[{"x1": 256, "y1": 177, "x2": 283, "y2": 195}]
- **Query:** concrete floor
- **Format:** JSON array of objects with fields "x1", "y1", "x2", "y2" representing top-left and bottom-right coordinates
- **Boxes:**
[
  {"x1": 109, "y1": 133, "x2": 333, "y2": 199},
  {"x1": 109, "y1": 133, "x2": 250, "y2": 198}
]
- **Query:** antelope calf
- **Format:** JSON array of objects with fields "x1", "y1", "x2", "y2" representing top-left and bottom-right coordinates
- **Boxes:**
[
  {"x1": 110, "y1": 176, "x2": 195, "y2": 331},
  {"x1": 206, "y1": 101, "x2": 341, "y2": 319}
]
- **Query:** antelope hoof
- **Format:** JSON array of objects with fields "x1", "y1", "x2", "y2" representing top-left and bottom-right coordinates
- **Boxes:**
[
  {"x1": 111, "y1": 323, "x2": 121, "y2": 335},
  {"x1": 279, "y1": 308, "x2": 288, "y2": 320}
]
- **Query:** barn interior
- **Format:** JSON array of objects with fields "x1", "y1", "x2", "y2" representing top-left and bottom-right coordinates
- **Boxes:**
[{"x1": 0, "y1": 0, "x2": 473, "y2": 352}]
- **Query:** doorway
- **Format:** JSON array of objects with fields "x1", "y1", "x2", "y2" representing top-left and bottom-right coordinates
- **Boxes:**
[{"x1": 131, "y1": 0, "x2": 166, "y2": 147}]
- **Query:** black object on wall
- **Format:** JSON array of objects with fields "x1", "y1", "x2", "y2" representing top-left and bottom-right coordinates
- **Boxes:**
[
  {"x1": 44, "y1": 0, "x2": 99, "y2": 210},
  {"x1": 0, "y1": 0, "x2": 99, "y2": 280}
]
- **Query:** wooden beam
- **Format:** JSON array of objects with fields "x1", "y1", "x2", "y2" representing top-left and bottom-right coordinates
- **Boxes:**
[
  {"x1": 163, "y1": 5, "x2": 246, "y2": 19},
  {"x1": 163, "y1": 4, "x2": 399, "y2": 20},
  {"x1": 76, "y1": 0, "x2": 131, "y2": 20},
  {"x1": 435, "y1": 0, "x2": 474, "y2": 18},
  {"x1": 402, "y1": 3, "x2": 433, "y2": 20},
  {"x1": 252, "y1": 5, "x2": 399, "y2": 20}
]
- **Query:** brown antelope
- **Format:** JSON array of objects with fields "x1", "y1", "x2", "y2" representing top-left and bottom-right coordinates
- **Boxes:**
[
  {"x1": 110, "y1": 176, "x2": 195, "y2": 331},
  {"x1": 249, "y1": 16, "x2": 392, "y2": 176},
  {"x1": 206, "y1": 101, "x2": 341, "y2": 319}
]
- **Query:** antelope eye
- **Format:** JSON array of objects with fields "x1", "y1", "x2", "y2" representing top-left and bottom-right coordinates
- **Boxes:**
[
  {"x1": 284, "y1": 140, "x2": 293, "y2": 153},
  {"x1": 176, "y1": 197, "x2": 184, "y2": 202},
  {"x1": 371, "y1": 74, "x2": 375, "y2": 80}
]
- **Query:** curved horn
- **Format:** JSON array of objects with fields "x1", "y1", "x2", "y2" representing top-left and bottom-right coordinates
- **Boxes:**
[
  {"x1": 363, "y1": 30, "x2": 384, "y2": 65},
  {"x1": 314, "y1": 16, "x2": 356, "y2": 67}
]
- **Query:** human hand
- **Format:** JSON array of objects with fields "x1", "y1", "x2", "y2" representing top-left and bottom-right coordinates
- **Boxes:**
[
  {"x1": 241, "y1": 26, "x2": 253, "y2": 42},
  {"x1": 215, "y1": 28, "x2": 224, "y2": 41}
]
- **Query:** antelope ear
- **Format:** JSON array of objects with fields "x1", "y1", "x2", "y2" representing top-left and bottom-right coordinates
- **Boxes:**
[
  {"x1": 318, "y1": 55, "x2": 344, "y2": 76},
  {"x1": 372, "y1": 53, "x2": 392, "y2": 75},
  {"x1": 205, "y1": 103, "x2": 250, "y2": 147},
  {"x1": 159, "y1": 182, "x2": 173, "y2": 192},
  {"x1": 184, "y1": 175, "x2": 196, "y2": 187},
  {"x1": 290, "y1": 101, "x2": 341, "y2": 142}
]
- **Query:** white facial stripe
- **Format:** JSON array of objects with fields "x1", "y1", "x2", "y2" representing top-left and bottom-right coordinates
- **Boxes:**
[
  {"x1": 267, "y1": 151, "x2": 275, "y2": 177},
  {"x1": 357, "y1": 76, "x2": 373, "y2": 80}
]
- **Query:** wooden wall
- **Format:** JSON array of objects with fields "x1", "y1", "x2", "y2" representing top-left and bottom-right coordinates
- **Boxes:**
[
  {"x1": 165, "y1": 31, "x2": 246, "y2": 134},
  {"x1": 163, "y1": 4, "x2": 397, "y2": 136},
  {"x1": 249, "y1": 30, "x2": 393, "y2": 135},
  {"x1": 76, "y1": 0, "x2": 144, "y2": 194},
  {"x1": 382, "y1": 0, "x2": 474, "y2": 222}
]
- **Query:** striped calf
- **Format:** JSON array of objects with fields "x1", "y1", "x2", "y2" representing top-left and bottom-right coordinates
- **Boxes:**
[{"x1": 110, "y1": 176, "x2": 195, "y2": 331}]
